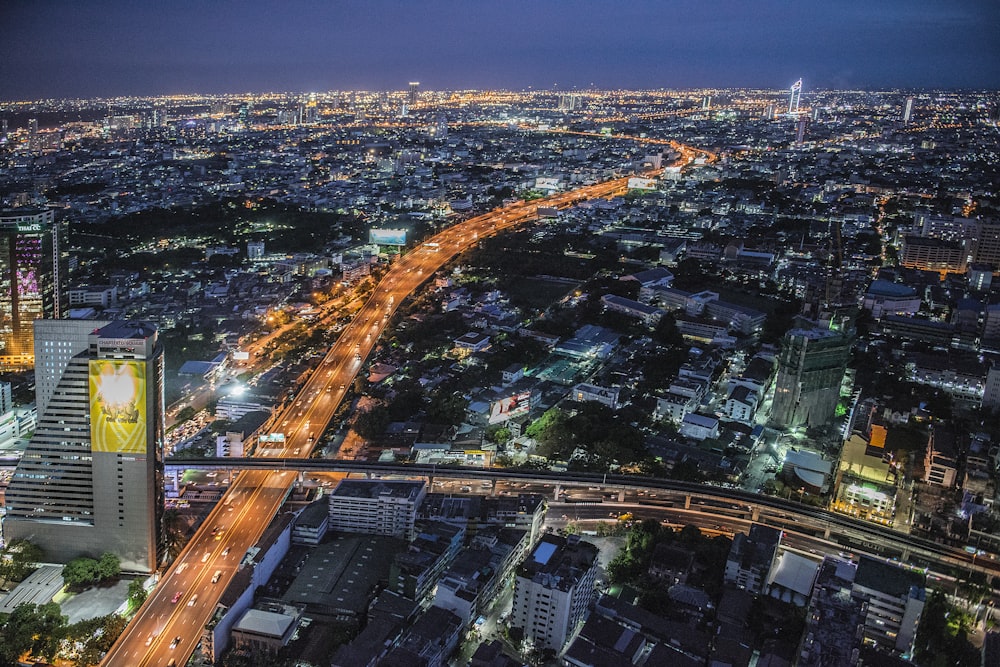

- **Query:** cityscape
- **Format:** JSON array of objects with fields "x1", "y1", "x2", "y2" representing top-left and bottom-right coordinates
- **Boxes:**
[{"x1": 1, "y1": 4, "x2": 1000, "y2": 667}]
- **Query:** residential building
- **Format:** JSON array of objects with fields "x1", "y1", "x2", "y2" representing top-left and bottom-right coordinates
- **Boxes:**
[
  {"x1": 680, "y1": 413, "x2": 720, "y2": 441},
  {"x1": 3, "y1": 320, "x2": 165, "y2": 572},
  {"x1": 923, "y1": 425, "x2": 960, "y2": 487},
  {"x1": 511, "y1": 534, "x2": 599, "y2": 652}
]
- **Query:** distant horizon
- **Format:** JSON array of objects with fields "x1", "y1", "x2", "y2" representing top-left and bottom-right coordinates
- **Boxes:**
[
  {"x1": 2, "y1": 0, "x2": 998, "y2": 100},
  {"x1": 2, "y1": 85, "x2": 997, "y2": 106}
]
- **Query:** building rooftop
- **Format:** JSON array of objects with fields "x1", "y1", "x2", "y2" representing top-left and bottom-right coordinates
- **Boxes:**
[
  {"x1": 854, "y1": 555, "x2": 925, "y2": 600},
  {"x1": 330, "y1": 479, "x2": 426, "y2": 500},
  {"x1": 519, "y1": 535, "x2": 598, "y2": 592}
]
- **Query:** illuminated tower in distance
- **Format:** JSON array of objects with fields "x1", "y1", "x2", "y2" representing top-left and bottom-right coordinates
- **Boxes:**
[
  {"x1": 788, "y1": 78, "x2": 802, "y2": 115},
  {"x1": 0, "y1": 208, "x2": 65, "y2": 368},
  {"x1": 408, "y1": 82, "x2": 420, "y2": 106},
  {"x1": 3, "y1": 320, "x2": 165, "y2": 572},
  {"x1": 903, "y1": 97, "x2": 914, "y2": 124}
]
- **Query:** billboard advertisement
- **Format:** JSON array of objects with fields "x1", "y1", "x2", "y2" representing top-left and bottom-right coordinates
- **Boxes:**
[
  {"x1": 369, "y1": 228, "x2": 408, "y2": 245},
  {"x1": 90, "y1": 360, "x2": 147, "y2": 454},
  {"x1": 627, "y1": 177, "x2": 658, "y2": 190},
  {"x1": 488, "y1": 390, "x2": 530, "y2": 424}
]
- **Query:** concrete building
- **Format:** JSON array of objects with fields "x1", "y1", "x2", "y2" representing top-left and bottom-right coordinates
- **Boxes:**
[
  {"x1": 862, "y1": 280, "x2": 921, "y2": 319},
  {"x1": 770, "y1": 323, "x2": 852, "y2": 429},
  {"x1": 3, "y1": 320, "x2": 165, "y2": 572},
  {"x1": 853, "y1": 556, "x2": 926, "y2": 654},
  {"x1": 924, "y1": 425, "x2": 960, "y2": 487},
  {"x1": 724, "y1": 524, "x2": 781, "y2": 594},
  {"x1": 328, "y1": 479, "x2": 426, "y2": 540},
  {"x1": 984, "y1": 364, "x2": 1000, "y2": 412},
  {"x1": 511, "y1": 534, "x2": 599, "y2": 652}
]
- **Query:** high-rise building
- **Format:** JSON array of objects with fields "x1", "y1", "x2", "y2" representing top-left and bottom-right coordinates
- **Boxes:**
[
  {"x1": 795, "y1": 118, "x2": 809, "y2": 145},
  {"x1": 983, "y1": 364, "x2": 1000, "y2": 412},
  {"x1": 788, "y1": 78, "x2": 802, "y2": 115},
  {"x1": 770, "y1": 321, "x2": 853, "y2": 429},
  {"x1": 903, "y1": 96, "x2": 915, "y2": 124},
  {"x1": 0, "y1": 208, "x2": 65, "y2": 367},
  {"x1": 408, "y1": 81, "x2": 420, "y2": 107},
  {"x1": 511, "y1": 534, "x2": 598, "y2": 652},
  {"x1": 3, "y1": 320, "x2": 166, "y2": 572}
]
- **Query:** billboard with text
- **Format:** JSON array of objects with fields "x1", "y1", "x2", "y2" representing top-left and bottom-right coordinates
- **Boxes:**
[
  {"x1": 90, "y1": 360, "x2": 147, "y2": 454},
  {"x1": 369, "y1": 228, "x2": 408, "y2": 245},
  {"x1": 489, "y1": 390, "x2": 530, "y2": 424}
]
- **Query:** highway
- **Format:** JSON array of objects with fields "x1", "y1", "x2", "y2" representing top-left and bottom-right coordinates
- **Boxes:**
[{"x1": 102, "y1": 145, "x2": 710, "y2": 666}]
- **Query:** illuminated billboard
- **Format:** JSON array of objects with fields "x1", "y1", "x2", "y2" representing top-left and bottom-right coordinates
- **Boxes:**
[
  {"x1": 369, "y1": 228, "x2": 408, "y2": 246},
  {"x1": 488, "y1": 391, "x2": 531, "y2": 424},
  {"x1": 90, "y1": 360, "x2": 147, "y2": 454},
  {"x1": 627, "y1": 177, "x2": 658, "y2": 190}
]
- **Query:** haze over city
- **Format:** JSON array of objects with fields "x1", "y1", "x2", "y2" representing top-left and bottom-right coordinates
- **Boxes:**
[{"x1": 2, "y1": 0, "x2": 1000, "y2": 98}]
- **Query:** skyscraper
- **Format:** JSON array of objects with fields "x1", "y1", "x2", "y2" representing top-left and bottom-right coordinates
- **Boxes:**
[
  {"x1": 770, "y1": 321, "x2": 852, "y2": 429},
  {"x1": 408, "y1": 81, "x2": 420, "y2": 106},
  {"x1": 788, "y1": 78, "x2": 802, "y2": 115},
  {"x1": 903, "y1": 96, "x2": 915, "y2": 124},
  {"x1": 0, "y1": 208, "x2": 65, "y2": 368},
  {"x1": 3, "y1": 320, "x2": 166, "y2": 572},
  {"x1": 795, "y1": 118, "x2": 809, "y2": 145}
]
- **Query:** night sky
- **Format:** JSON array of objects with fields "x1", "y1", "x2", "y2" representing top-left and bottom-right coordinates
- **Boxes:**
[{"x1": 2, "y1": 0, "x2": 998, "y2": 99}]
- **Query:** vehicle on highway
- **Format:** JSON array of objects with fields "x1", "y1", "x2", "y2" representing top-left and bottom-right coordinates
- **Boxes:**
[
  {"x1": 221, "y1": 547, "x2": 230, "y2": 556},
  {"x1": 212, "y1": 570, "x2": 222, "y2": 584},
  {"x1": 171, "y1": 591, "x2": 182, "y2": 604},
  {"x1": 187, "y1": 594, "x2": 198, "y2": 606},
  {"x1": 201, "y1": 551, "x2": 210, "y2": 562},
  {"x1": 170, "y1": 636, "x2": 181, "y2": 649}
]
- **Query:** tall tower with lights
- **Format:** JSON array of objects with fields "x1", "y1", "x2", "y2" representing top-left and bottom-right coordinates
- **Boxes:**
[
  {"x1": 788, "y1": 78, "x2": 802, "y2": 115},
  {"x1": 0, "y1": 208, "x2": 65, "y2": 368}
]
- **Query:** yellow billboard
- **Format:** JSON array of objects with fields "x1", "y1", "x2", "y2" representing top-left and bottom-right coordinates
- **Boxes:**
[{"x1": 90, "y1": 359, "x2": 147, "y2": 454}]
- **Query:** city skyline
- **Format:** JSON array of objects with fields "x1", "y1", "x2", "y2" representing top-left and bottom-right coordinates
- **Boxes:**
[{"x1": 1, "y1": 0, "x2": 999, "y2": 100}]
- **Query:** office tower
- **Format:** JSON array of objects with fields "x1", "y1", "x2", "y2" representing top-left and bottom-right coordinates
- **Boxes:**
[
  {"x1": 973, "y1": 221, "x2": 1000, "y2": 270},
  {"x1": 3, "y1": 321, "x2": 166, "y2": 572},
  {"x1": 238, "y1": 103, "x2": 251, "y2": 128},
  {"x1": 511, "y1": 534, "x2": 598, "y2": 652},
  {"x1": 247, "y1": 241, "x2": 265, "y2": 261},
  {"x1": 795, "y1": 118, "x2": 809, "y2": 145},
  {"x1": 702, "y1": 95, "x2": 712, "y2": 110},
  {"x1": 408, "y1": 81, "x2": 420, "y2": 106},
  {"x1": 770, "y1": 322, "x2": 852, "y2": 429},
  {"x1": 788, "y1": 78, "x2": 802, "y2": 115},
  {"x1": 852, "y1": 556, "x2": 926, "y2": 654},
  {"x1": 0, "y1": 209, "x2": 65, "y2": 367},
  {"x1": 765, "y1": 104, "x2": 775, "y2": 120},
  {"x1": 903, "y1": 96, "x2": 914, "y2": 124}
]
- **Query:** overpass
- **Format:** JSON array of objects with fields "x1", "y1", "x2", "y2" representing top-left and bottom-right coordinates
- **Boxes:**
[{"x1": 169, "y1": 457, "x2": 997, "y2": 582}]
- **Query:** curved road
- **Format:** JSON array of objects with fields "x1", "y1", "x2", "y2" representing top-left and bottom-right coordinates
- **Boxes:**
[{"x1": 102, "y1": 144, "x2": 712, "y2": 666}]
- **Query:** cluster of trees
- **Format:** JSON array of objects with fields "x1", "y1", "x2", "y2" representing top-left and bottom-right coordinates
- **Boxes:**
[
  {"x1": 0, "y1": 604, "x2": 126, "y2": 667},
  {"x1": 62, "y1": 553, "x2": 121, "y2": 591},
  {"x1": 607, "y1": 521, "x2": 732, "y2": 610},
  {"x1": 913, "y1": 590, "x2": 981, "y2": 667},
  {"x1": 0, "y1": 539, "x2": 44, "y2": 584},
  {"x1": 525, "y1": 404, "x2": 648, "y2": 471}
]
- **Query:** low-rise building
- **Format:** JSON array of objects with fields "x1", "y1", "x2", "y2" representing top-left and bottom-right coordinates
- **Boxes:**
[
  {"x1": 328, "y1": 479, "x2": 427, "y2": 540},
  {"x1": 724, "y1": 524, "x2": 781, "y2": 594}
]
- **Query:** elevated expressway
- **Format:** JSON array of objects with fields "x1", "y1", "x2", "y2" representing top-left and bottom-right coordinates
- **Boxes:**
[
  {"x1": 103, "y1": 146, "x2": 714, "y2": 665},
  {"x1": 169, "y1": 457, "x2": 998, "y2": 582}
]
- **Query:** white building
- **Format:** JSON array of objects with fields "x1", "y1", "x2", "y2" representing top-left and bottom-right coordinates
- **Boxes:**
[
  {"x1": 511, "y1": 535, "x2": 599, "y2": 652},
  {"x1": 328, "y1": 479, "x2": 426, "y2": 540},
  {"x1": 571, "y1": 382, "x2": 621, "y2": 409},
  {"x1": 679, "y1": 413, "x2": 720, "y2": 441}
]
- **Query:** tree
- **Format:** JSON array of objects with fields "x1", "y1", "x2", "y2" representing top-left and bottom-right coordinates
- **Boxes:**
[
  {"x1": 175, "y1": 405, "x2": 197, "y2": 423},
  {"x1": 0, "y1": 602, "x2": 67, "y2": 665},
  {"x1": 162, "y1": 509, "x2": 187, "y2": 561},
  {"x1": 128, "y1": 578, "x2": 148, "y2": 609},
  {"x1": 0, "y1": 539, "x2": 44, "y2": 583},
  {"x1": 96, "y1": 552, "x2": 121, "y2": 580}
]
